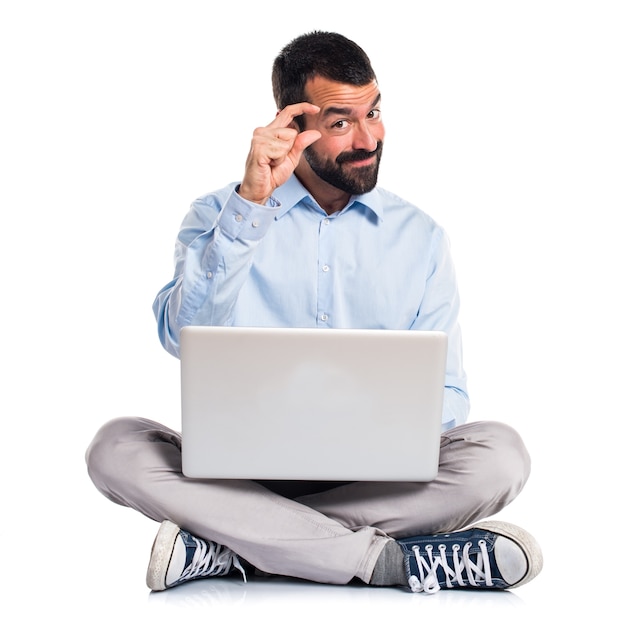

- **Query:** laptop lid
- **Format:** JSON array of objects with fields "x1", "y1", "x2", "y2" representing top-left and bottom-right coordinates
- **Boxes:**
[{"x1": 180, "y1": 326, "x2": 447, "y2": 481}]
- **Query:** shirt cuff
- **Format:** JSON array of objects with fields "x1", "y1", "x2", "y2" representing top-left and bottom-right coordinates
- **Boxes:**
[{"x1": 217, "y1": 186, "x2": 281, "y2": 242}]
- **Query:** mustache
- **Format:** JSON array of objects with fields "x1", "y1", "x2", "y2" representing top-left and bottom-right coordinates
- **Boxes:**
[{"x1": 336, "y1": 142, "x2": 383, "y2": 164}]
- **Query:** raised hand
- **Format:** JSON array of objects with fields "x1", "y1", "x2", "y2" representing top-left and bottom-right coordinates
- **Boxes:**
[{"x1": 238, "y1": 103, "x2": 321, "y2": 205}]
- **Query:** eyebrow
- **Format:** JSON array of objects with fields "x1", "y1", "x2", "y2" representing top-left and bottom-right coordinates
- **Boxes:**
[{"x1": 320, "y1": 93, "x2": 382, "y2": 118}]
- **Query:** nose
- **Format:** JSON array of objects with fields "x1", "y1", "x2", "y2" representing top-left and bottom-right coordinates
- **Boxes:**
[{"x1": 352, "y1": 122, "x2": 379, "y2": 153}]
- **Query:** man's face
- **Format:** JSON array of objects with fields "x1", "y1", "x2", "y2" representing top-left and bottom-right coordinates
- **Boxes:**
[{"x1": 300, "y1": 77, "x2": 385, "y2": 195}]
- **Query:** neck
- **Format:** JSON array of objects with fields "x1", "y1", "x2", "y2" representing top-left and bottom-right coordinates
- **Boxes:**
[{"x1": 294, "y1": 163, "x2": 351, "y2": 215}]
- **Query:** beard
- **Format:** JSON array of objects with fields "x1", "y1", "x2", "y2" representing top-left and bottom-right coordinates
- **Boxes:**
[{"x1": 304, "y1": 141, "x2": 383, "y2": 195}]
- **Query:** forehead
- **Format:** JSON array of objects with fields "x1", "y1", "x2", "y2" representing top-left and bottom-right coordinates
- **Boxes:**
[{"x1": 304, "y1": 76, "x2": 381, "y2": 113}]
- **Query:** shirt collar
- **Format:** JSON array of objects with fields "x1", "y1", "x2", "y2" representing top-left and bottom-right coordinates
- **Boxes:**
[{"x1": 273, "y1": 174, "x2": 385, "y2": 221}]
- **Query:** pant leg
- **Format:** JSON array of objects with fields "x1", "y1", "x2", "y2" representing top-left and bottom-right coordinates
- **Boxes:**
[
  {"x1": 296, "y1": 421, "x2": 531, "y2": 537},
  {"x1": 85, "y1": 416, "x2": 388, "y2": 585}
]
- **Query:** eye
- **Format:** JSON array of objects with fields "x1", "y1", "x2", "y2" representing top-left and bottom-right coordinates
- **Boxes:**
[
  {"x1": 367, "y1": 109, "x2": 382, "y2": 120},
  {"x1": 331, "y1": 119, "x2": 349, "y2": 129}
]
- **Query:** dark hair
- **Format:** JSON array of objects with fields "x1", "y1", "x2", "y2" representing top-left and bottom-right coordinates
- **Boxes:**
[{"x1": 272, "y1": 31, "x2": 377, "y2": 111}]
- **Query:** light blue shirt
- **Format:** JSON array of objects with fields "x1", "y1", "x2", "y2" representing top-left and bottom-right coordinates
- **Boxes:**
[{"x1": 153, "y1": 174, "x2": 469, "y2": 430}]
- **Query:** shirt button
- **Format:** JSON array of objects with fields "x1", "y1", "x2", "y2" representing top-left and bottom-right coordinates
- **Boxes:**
[
  {"x1": 252, "y1": 220, "x2": 260, "y2": 228},
  {"x1": 206, "y1": 271, "x2": 213, "y2": 279},
  {"x1": 235, "y1": 214, "x2": 243, "y2": 222},
  {"x1": 322, "y1": 264, "x2": 330, "y2": 272},
  {"x1": 320, "y1": 313, "x2": 328, "y2": 322},
  {"x1": 323, "y1": 218, "x2": 330, "y2": 225}
]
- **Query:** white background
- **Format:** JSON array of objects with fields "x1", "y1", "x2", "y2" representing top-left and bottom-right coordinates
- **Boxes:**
[{"x1": 1, "y1": 1, "x2": 624, "y2": 623}]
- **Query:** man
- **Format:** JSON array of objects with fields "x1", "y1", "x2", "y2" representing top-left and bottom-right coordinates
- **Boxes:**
[{"x1": 86, "y1": 31, "x2": 543, "y2": 594}]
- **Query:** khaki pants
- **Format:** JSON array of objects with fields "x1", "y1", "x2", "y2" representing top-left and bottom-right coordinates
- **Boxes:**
[{"x1": 85, "y1": 417, "x2": 530, "y2": 585}]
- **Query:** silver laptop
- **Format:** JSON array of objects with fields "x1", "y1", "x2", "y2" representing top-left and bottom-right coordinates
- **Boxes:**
[{"x1": 180, "y1": 326, "x2": 447, "y2": 482}]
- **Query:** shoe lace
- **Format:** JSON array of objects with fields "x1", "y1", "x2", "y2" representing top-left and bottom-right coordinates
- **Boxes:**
[
  {"x1": 180, "y1": 537, "x2": 247, "y2": 584},
  {"x1": 408, "y1": 540, "x2": 493, "y2": 594}
]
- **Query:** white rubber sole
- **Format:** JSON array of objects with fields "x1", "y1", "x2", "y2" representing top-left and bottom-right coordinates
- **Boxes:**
[
  {"x1": 472, "y1": 520, "x2": 544, "y2": 587},
  {"x1": 146, "y1": 520, "x2": 181, "y2": 591}
]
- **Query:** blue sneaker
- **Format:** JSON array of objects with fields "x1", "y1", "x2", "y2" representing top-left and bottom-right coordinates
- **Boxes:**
[
  {"x1": 397, "y1": 521, "x2": 543, "y2": 593},
  {"x1": 146, "y1": 520, "x2": 247, "y2": 591}
]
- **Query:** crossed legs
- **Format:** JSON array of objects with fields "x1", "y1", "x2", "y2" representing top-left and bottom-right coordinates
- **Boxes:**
[{"x1": 85, "y1": 417, "x2": 530, "y2": 584}]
